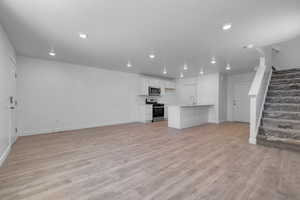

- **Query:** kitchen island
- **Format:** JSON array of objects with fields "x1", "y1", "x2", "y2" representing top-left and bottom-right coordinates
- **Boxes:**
[{"x1": 168, "y1": 104, "x2": 213, "y2": 129}]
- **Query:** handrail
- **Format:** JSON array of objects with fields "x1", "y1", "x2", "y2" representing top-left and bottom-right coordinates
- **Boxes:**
[
  {"x1": 249, "y1": 57, "x2": 266, "y2": 96},
  {"x1": 248, "y1": 56, "x2": 272, "y2": 144}
]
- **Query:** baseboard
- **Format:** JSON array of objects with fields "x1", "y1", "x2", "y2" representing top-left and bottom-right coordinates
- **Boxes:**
[
  {"x1": 21, "y1": 120, "x2": 139, "y2": 136},
  {"x1": 0, "y1": 145, "x2": 11, "y2": 167},
  {"x1": 249, "y1": 137, "x2": 257, "y2": 145},
  {"x1": 208, "y1": 120, "x2": 220, "y2": 124}
]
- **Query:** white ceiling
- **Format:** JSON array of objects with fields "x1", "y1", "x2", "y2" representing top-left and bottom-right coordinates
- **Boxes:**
[{"x1": 1, "y1": 0, "x2": 300, "y2": 78}]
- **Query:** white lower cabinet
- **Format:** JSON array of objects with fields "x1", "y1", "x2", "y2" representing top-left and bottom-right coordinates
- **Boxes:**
[
  {"x1": 138, "y1": 105, "x2": 152, "y2": 123},
  {"x1": 164, "y1": 105, "x2": 168, "y2": 119}
]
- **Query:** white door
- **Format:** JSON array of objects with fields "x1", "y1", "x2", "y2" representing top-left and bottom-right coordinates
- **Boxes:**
[
  {"x1": 9, "y1": 67, "x2": 17, "y2": 144},
  {"x1": 0, "y1": 54, "x2": 17, "y2": 156},
  {"x1": 8, "y1": 57, "x2": 17, "y2": 145},
  {"x1": 233, "y1": 83, "x2": 250, "y2": 122}
]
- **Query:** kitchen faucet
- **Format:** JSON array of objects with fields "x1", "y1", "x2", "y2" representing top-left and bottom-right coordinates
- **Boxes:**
[{"x1": 190, "y1": 96, "x2": 196, "y2": 105}]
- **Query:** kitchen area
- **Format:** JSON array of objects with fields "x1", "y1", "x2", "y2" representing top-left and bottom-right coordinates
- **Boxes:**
[
  {"x1": 137, "y1": 75, "x2": 176, "y2": 123},
  {"x1": 137, "y1": 74, "x2": 220, "y2": 129}
]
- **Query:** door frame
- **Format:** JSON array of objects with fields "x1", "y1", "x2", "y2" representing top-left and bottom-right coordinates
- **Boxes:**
[{"x1": 9, "y1": 56, "x2": 17, "y2": 145}]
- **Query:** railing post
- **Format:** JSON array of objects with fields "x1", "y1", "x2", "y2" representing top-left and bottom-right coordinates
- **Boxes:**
[{"x1": 249, "y1": 96, "x2": 257, "y2": 144}]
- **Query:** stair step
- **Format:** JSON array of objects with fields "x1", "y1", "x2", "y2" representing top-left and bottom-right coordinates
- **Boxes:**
[
  {"x1": 263, "y1": 111, "x2": 300, "y2": 120},
  {"x1": 257, "y1": 135, "x2": 300, "y2": 152},
  {"x1": 273, "y1": 68, "x2": 300, "y2": 74},
  {"x1": 266, "y1": 96, "x2": 300, "y2": 104},
  {"x1": 269, "y1": 83, "x2": 300, "y2": 90},
  {"x1": 270, "y1": 77, "x2": 300, "y2": 85},
  {"x1": 264, "y1": 103, "x2": 300, "y2": 112},
  {"x1": 272, "y1": 72, "x2": 300, "y2": 80},
  {"x1": 261, "y1": 119, "x2": 300, "y2": 137},
  {"x1": 259, "y1": 70, "x2": 300, "y2": 152},
  {"x1": 267, "y1": 90, "x2": 300, "y2": 97}
]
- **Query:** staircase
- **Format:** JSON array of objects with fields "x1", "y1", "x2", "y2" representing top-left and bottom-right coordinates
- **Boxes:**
[{"x1": 258, "y1": 68, "x2": 300, "y2": 152}]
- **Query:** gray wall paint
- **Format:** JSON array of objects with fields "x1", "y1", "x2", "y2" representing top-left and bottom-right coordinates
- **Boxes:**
[
  {"x1": 0, "y1": 24, "x2": 15, "y2": 164},
  {"x1": 17, "y1": 56, "x2": 140, "y2": 136},
  {"x1": 272, "y1": 35, "x2": 300, "y2": 69}
]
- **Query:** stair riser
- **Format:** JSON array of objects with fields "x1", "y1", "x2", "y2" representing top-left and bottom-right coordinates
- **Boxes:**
[
  {"x1": 264, "y1": 104, "x2": 300, "y2": 112},
  {"x1": 259, "y1": 128, "x2": 300, "y2": 140},
  {"x1": 270, "y1": 78, "x2": 300, "y2": 85},
  {"x1": 257, "y1": 137, "x2": 300, "y2": 152},
  {"x1": 263, "y1": 112, "x2": 300, "y2": 120},
  {"x1": 269, "y1": 84, "x2": 300, "y2": 90},
  {"x1": 266, "y1": 97, "x2": 300, "y2": 104},
  {"x1": 262, "y1": 120, "x2": 300, "y2": 135},
  {"x1": 267, "y1": 90, "x2": 300, "y2": 97}
]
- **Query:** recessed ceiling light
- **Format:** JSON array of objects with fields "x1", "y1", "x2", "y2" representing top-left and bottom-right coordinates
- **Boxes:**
[
  {"x1": 244, "y1": 44, "x2": 254, "y2": 49},
  {"x1": 211, "y1": 57, "x2": 216, "y2": 64},
  {"x1": 180, "y1": 72, "x2": 184, "y2": 78},
  {"x1": 49, "y1": 50, "x2": 56, "y2": 57},
  {"x1": 79, "y1": 33, "x2": 88, "y2": 39},
  {"x1": 222, "y1": 23, "x2": 232, "y2": 30},
  {"x1": 149, "y1": 53, "x2": 155, "y2": 59},
  {"x1": 226, "y1": 64, "x2": 231, "y2": 70},
  {"x1": 126, "y1": 61, "x2": 132, "y2": 68},
  {"x1": 183, "y1": 64, "x2": 188, "y2": 71},
  {"x1": 163, "y1": 68, "x2": 167, "y2": 75}
]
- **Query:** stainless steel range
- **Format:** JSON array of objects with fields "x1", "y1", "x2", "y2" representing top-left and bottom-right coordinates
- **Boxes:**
[{"x1": 145, "y1": 98, "x2": 164, "y2": 122}]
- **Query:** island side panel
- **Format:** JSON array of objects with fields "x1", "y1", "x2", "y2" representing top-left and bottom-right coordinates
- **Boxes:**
[
  {"x1": 168, "y1": 106, "x2": 181, "y2": 129},
  {"x1": 180, "y1": 106, "x2": 209, "y2": 129}
]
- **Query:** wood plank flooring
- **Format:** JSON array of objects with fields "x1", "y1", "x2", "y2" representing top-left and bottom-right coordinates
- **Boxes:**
[{"x1": 0, "y1": 122, "x2": 299, "y2": 200}]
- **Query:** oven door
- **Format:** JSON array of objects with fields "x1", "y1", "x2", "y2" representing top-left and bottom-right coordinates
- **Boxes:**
[
  {"x1": 153, "y1": 106, "x2": 164, "y2": 121},
  {"x1": 149, "y1": 87, "x2": 161, "y2": 96}
]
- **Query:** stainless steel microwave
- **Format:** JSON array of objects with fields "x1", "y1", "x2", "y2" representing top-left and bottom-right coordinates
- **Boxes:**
[{"x1": 148, "y1": 87, "x2": 161, "y2": 96}]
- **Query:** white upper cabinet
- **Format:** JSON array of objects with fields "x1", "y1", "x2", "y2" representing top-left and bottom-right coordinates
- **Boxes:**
[
  {"x1": 138, "y1": 76, "x2": 176, "y2": 96},
  {"x1": 138, "y1": 77, "x2": 149, "y2": 96},
  {"x1": 160, "y1": 80, "x2": 166, "y2": 96},
  {"x1": 165, "y1": 80, "x2": 176, "y2": 89},
  {"x1": 148, "y1": 79, "x2": 160, "y2": 88}
]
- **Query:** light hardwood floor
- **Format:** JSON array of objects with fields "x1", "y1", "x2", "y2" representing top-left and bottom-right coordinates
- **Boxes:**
[{"x1": 0, "y1": 122, "x2": 299, "y2": 200}]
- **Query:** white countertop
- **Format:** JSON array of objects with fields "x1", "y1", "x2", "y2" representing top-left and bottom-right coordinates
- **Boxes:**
[{"x1": 168, "y1": 104, "x2": 214, "y2": 108}]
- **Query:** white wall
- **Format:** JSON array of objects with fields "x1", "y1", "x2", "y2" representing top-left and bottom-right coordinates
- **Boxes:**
[
  {"x1": 219, "y1": 74, "x2": 227, "y2": 122},
  {"x1": 176, "y1": 77, "x2": 198, "y2": 105},
  {"x1": 176, "y1": 72, "x2": 255, "y2": 123},
  {"x1": 159, "y1": 89, "x2": 177, "y2": 105},
  {"x1": 0, "y1": 24, "x2": 16, "y2": 165},
  {"x1": 176, "y1": 73, "x2": 221, "y2": 123},
  {"x1": 197, "y1": 73, "x2": 220, "y2": 123},
  {"x1": 227, "y1": 72, "x2": 255, "y2": 121},
  {"x1": 17, "y1": 56, "x2": 140, "y2": 136},
  {"x1": 272, "y1": 35, "x2": 300, "y2": 69}
]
